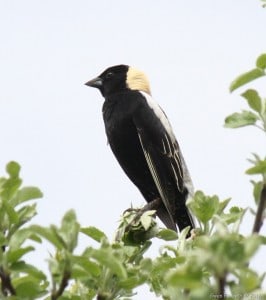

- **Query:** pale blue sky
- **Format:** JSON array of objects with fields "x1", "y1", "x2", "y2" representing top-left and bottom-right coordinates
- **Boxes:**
[{"x1": 0, "y1": 0, "x2": 265, "y2": 297}]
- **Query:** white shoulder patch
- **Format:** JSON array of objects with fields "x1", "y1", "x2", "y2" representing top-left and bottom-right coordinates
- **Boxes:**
[{"x1": 140, "y1": 91, "x2": 176, "y2": 141}]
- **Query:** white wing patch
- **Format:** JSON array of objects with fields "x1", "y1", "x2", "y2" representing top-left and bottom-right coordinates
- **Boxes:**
[{"x1": 140, "y1": 91, "x2": 176, "y2": 142}]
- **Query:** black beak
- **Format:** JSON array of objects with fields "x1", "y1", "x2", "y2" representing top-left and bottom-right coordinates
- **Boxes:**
[{"x1": 85, "y1": 77, "x2": 103, "y2": 88}]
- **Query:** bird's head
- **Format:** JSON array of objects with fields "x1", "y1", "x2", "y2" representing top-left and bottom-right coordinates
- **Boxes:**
[{"x1": 85, "y1": 65, "x2": 151, "y2": 97}]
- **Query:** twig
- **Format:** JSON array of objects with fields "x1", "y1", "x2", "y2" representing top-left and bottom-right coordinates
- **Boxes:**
[
  {"x1": 0, "y1": 267, "x2": 16, "y2": 296},
  {"x1": 218, "y1": 274, "x2": 226, "y2": 300},
  {"x1": 97, "y1": 295, "x2": 108, "y2": 300},
  {"x1": 252, "y1": 183, "x2": 266, "y2": 234},
  {"x1": 51, "y1": 271, "x2": 71, "y2": 300}
]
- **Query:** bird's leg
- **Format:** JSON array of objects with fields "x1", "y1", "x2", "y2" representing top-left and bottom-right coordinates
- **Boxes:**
[
  {"x1": 141, "y1": 197, "x2": 162, "y2": 211},
  {"x1": 124, "y1": 198, "x2": 161, "y2": 231}
]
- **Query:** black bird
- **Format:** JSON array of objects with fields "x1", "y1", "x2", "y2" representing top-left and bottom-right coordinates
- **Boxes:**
[{"x1": 85, "y1": 65, "x2": 194, "y2": 233}]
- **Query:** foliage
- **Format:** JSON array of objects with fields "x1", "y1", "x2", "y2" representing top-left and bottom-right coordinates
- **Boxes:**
[
  {"x1": 1, "y1": 56, "x2": 266, "y2": 299},
  {"x1": 226, "y1": 53, "x2": 266, "y2": 133}
]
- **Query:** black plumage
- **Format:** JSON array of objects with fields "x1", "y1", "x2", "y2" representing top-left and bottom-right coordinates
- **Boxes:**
[{"x1": 85, "y1": 65, "x2": 194, "y2": 232}]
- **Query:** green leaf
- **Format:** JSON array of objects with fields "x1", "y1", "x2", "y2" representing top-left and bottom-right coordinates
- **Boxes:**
[
  {"x1": 220, "y1": 206, "x2": 245, "y2": 225},
  {"x1": 244, "y1": 235, "x2": 263, "y2": 259},
  {"x1": 71, "y1": 265, "x2": 92, "y2": 279},
  {"x1": 224, "y1": 110, "x2": 258, "y2": 128},
  {"x1": 188, "y1": 191, "x2": 219, "y2": 223},
  {"x1": 167, "y1": 264, "x2": 203, "y2": 289},
  {"x1": 50, "y1": 225, "x2": 68, "y2": 249},
  {"x1": 7, "y1": 246, "x2": 35, "y2": 263},
  {"x1": 119, "y1": 276, "x2": 142, "y2": 289},
  {"x1": 11, "y1": 186, "x2": 43, "y2": 207},
  {"x1": 1, "y1": 177, "x2": 22, "y2": 201},
  {"x1": 210, "y1": 236, "x2": 245, "y2": 263},
  {"x1": 152, "y1": 255, "x2": 183, "y2": 278},
  {"x1": 123, "y1": 224, "x2": 158, "y2": 245},
  {"x1": 90, "y1": 248, "x2": 127, "y2": 279},
  {"x1": 30, "y1": 225, "x2": 65, "y2": 249},
  {"x1": 17, "y1": 203, "x2": 37, "y2": 225},
  {"x1": 6, "y1": 161, "x2": 21, "y2": 178},
  {"x1": 0, "y1": 232, "x2": 7, "y2": 247},
  {"x1": 128, "y1": 241, "x2": 152, "y2": 263},
  {"x1": 241, "y1": 89, "x2": 262, "y2": 113},
  {"x1": 9, "y1": 228, "x2": 39, "y2": 249},
  {"x1": 239, "y1": 269, "x2": 261, "y2": 292},
  {"x1": 230, "y1": 68, "x2": 265, "y2": 92},
  {"x1": 71, "y1": 255, "x2": 101, "y2": 277},
  {"x1": 60, "y1": 210, "x2": 80, "y2": 252},
  {"x1": 256, "y1": 53, "x2": 266, "y2": 69},
  {"x1": 246, "y1": 160, "x2": 266, "y2": 175},
  {"x1": 80, "y1": 226, "x2": 107, "y2": 242},
  {"x1": 13, "y1": 275, "x2": 47, "y2": 297},
  {"x1": 156, "y1": 229, "x2": 178, "y2": 241},
  {"x1": 216, "y1": 198, "x2": 231, "y2": 214},
  {"x1": 251, "y1": 180, "x2": 263, "y2": 205},
  {"x1": 2, "y1": 200, "x2": 19, "y2": 223},
  {"x1": 140, "y1": 210, "x2": 156, "y2": 230}
]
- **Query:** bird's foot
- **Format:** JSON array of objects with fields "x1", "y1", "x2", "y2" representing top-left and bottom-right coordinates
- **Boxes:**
[
  {"x1": 115, "y1": 199, "x2": 161, "y2": 243},
  {"x1": 123, "y1": 198, "x2": 161, "y2": 232}
]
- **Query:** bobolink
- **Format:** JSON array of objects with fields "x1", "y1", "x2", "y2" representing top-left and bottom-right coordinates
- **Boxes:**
[{"x1": 85, "y1": 65, "x2": 194, "y2": 233}]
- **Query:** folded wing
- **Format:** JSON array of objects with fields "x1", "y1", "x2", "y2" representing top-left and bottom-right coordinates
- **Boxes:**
[{"x1": 133, "y1": 92, "x2": 195, "y2": 231}]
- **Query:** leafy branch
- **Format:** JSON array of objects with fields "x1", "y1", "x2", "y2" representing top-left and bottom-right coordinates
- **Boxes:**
[
  {"x1": 2, "y1": 159, "x2": 264, "y2": 299},
  {"x1": 225, "y1": 55, "x2": 266, "y2": 133},
  {"x1": 225, "y1": 53, "x2": 266, "y2": 239},
  {"x1": 51, "y1": 269, "x2": 71, "y2": 300},
  {"x1": 0, "y1": 266, "x2": 16, "y2": 296},
  {"x1": 253, "y1": 183, "x2": 266, "y2": 233}
]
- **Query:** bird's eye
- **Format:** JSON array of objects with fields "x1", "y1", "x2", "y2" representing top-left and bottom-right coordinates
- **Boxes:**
[{"x1": 105, "y1": 72, "x2": 114, "y2": 79}]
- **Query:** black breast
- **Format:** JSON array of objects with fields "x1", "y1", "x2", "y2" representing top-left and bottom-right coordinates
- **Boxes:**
[{"x1": 102, "y1": 91, "x2": 159, "y2": 202}]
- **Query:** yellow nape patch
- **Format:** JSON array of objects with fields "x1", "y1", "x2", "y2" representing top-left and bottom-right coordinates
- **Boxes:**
[{"x1": 126, "y1": 67, "x2": 151, "y2": 95}]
